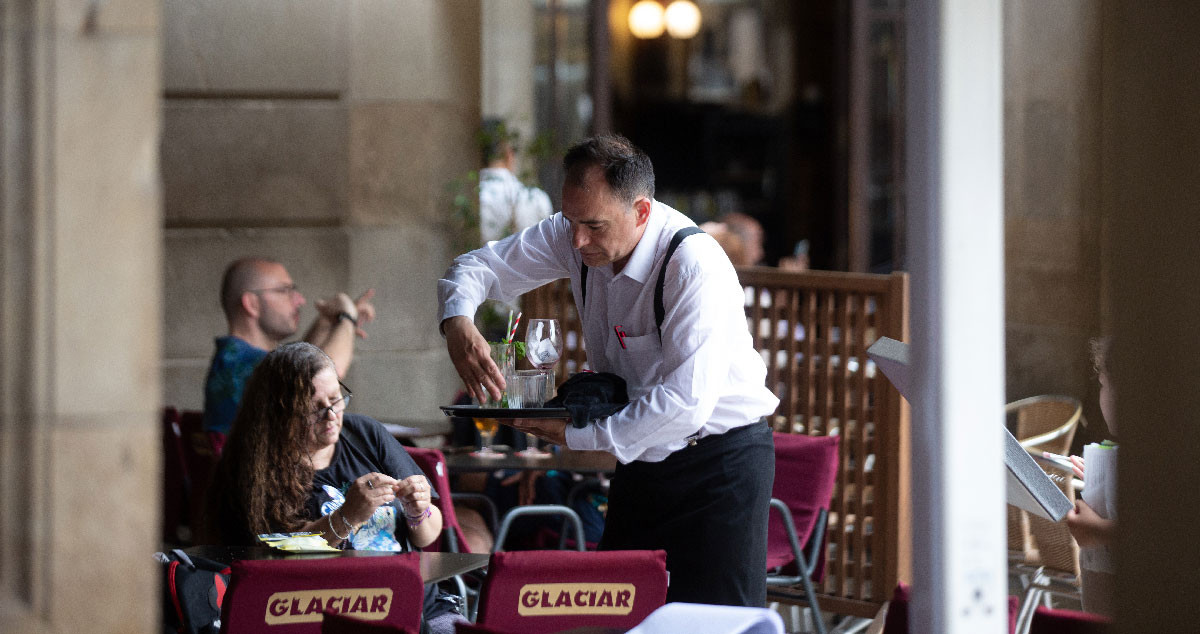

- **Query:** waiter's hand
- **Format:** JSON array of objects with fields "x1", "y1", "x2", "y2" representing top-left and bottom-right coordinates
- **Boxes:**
[
  {"x1": 442, "y1": 316, "x2": 506, "y2": 404},
  {"x1": 511, "y1": 418, "x2": 568, "y2": 446}
]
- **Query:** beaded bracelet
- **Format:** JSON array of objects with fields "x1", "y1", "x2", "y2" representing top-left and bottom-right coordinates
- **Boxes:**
[{"x1": 405, "y1": 507, "x2": 431, "y2": 528}]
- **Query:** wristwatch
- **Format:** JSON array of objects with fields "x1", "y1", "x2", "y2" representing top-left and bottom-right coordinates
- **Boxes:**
[{"x1": 336, "y1": 311, "x2": 358, "y2": 327}]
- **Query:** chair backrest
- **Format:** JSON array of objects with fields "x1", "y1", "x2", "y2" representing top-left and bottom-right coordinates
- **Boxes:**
[
  {"x1": 475, "y1": 549, "x2": 668, "y2": 634},
  {"x1": 767, "y1": 432, "x2": 839, "y2": 578},
  {"x1": 404, "y1": 447, "x2": 470, "y2": 553},
  {"x1": 162, "y1": 407, "x2": 190, "y2": 544},
  {"x1": 1026, "y1": 463, "x2": 1080, "y2": 577},
  {"x1": 1029, "y1": 606, "x2": 1112, "y2": 634},
  {"x1": 882, "y1": 583, "x2": 1020, "y2": 634},
  {"x1": 179, "y1": 410, "x2": 224, "y2": 540},
  {"x1": 1007, "y1": 395, "x2": 1083, "y2": 455},
  {"x1": 221, "y1": 554, "x2": 424, "y2": 634},
  {"x1": 320, "y1": 611, "x2": 416, "y2": 634}
]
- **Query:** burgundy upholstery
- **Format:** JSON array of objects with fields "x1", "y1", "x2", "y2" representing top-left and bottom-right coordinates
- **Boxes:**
[
  {"x1": 178, "y1": 410, "x2": 224, "y2": 539},
  {"x1": 1029, "y1": 606, "x2": 1112, "y2": 634},
  {"x1": 320, "y1": 611, "x2": 417, "y2": 634},
  {"x1": 162, "y1": 407, "x2": 189, "y2": 544},
  {"x1": 404, "y1": 447, "x2": 470, "y2": 553},
  {"x1": 766, "y1": 432, "x2": 839, "y2": 578},
  {"x1": 475, "y1": 549, "x2": 668, "y2": 634},
  {"x1": 454, "y1": 624, "x2": 519, "y2": 634},
  {"x1": 221, "y1": 554, "x2": 424, "y2": 634},
  {"x1": 883, "y1": 583, "x2": 1021, "y2": 634}
]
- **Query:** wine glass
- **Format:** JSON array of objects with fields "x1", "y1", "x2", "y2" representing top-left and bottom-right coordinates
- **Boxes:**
[
  {"x1": 521, "y1": 318, "x2": 563, "y2": 457},
  {"x1": 472, "y1": 417, "x2": 502, "y2": 457},
  {"x1": 525, "y1": 318, "x2": 563, "y2": 390}
]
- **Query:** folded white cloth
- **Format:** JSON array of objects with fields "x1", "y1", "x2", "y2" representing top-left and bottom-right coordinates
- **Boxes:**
[{"x1": 628, "y1": 603, "x2": 785, "y2": 634}]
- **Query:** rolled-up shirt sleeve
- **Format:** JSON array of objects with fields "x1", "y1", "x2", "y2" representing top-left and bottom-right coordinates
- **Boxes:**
[{"x1": 437, "y1": 214, "x2": 576, "y2": 323}]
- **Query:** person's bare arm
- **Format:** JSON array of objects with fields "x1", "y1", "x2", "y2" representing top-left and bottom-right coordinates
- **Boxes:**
[{"x1": 307, "y1": 289, "x2": 376, "y2": 378}]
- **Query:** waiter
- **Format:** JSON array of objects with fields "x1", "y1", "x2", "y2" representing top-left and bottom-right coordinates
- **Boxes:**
[{"x1": 437, "y1": 134, "x2": 778, "y2": 606}]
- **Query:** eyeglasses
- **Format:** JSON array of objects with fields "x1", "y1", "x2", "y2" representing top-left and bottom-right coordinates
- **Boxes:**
[
  {"x1": 311, "y1": 382, "x2": 353, "y2": 423},
  {"x1": 248, "y1": 283, "x2": 300, "y2": 297}
]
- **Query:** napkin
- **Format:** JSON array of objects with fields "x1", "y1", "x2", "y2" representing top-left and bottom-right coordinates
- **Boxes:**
[
  {"x1": 546, "y1": 372, "x2": 630, "y2": 428},
  {"x1": 257, "y1": 532, "x2": 340, "y2": 553}
]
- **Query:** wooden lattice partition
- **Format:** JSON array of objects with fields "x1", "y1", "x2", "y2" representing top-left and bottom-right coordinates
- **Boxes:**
[{"x1": 522, "y1": 267, "x2": 910, "y2": 618}]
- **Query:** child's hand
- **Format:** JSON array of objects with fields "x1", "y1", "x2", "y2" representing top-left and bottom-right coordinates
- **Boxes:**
[
  {"x1": 1069, "y1": 454, "x2": 1086, "y2": 480},
  {"x1": 1066, "y1": 499, "x2": 1114, "y2": 548}
]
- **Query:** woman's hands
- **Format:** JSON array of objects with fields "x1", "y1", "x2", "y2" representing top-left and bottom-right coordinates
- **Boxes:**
[
  {"x1": 340, "y1": 472, "x2": 399, "y2": 526},
  {"x1": 394, "y1": 474, "x2": 434, "y2": 519}
]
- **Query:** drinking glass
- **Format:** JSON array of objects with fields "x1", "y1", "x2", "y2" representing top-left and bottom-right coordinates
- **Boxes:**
[
  {"x1": 473, "y1": 342, "x2": 515, "y2": 457},
  {"x1": 524, "y1": 318, "x2": 564, "y2": 400},
  {"x1": 472, "y1": 417, "x2": 501, "y2": 456}
]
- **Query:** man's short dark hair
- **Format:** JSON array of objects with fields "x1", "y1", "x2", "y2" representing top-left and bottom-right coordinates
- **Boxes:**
[
  {"x1": 220, "y1": 257, "x2": 277, "y2": 320},
  {"x1": 562, "y1": 134, "x2": 655, "y2": 205},
  {"x1": 480, "y1": 118, "x2": 516, "y2": 166}
]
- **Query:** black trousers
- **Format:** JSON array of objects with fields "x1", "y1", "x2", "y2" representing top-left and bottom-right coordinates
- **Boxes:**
[{"x1": 599, "y1": 422, "x2": 775, "y2": 606}]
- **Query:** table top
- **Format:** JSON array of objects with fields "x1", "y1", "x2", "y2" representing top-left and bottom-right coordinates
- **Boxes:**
[
  {"x1": 443, "y1": 447, "x2": 617, "y2": 474},
  {"x1": 183, "y1": 545, "x2": 490, "y2": 584}
]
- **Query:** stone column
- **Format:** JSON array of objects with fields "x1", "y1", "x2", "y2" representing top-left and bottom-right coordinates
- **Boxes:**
[{"x1": 1, "y1": 0, "x2": 162, "y2": 631}]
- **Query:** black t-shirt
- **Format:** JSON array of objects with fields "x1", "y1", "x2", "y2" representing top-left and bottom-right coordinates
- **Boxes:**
[{"x1": 305, "y1": 414, "x2": 436, "y2": 551}]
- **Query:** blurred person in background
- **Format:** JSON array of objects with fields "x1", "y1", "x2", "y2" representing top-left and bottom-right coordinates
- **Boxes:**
[{"x1": 203, "y1": 257, "x2": 375, "y2": 435}]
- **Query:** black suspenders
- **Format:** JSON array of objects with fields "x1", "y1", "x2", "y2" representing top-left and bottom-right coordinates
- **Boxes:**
[{"x1": 580, "y1": 226, "x2": 704, "y2": 342}]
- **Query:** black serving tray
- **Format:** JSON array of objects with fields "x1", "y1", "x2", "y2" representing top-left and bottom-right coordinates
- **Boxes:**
[{"x1": 440, "y1": 405, "x2": 570, "y2": 419}]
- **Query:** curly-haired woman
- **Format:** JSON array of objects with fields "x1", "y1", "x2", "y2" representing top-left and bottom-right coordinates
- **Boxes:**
[{"x1": 208, "y1": 341, "x2": 463, "y2": 631}]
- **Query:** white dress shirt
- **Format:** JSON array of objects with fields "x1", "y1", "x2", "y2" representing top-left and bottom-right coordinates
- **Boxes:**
[
  {"x1": 438, "y1": 200, "x2": 779, "y2": 463},
  {"x1": 478, "y1": 167, "x2": 553, "y2": 243}
]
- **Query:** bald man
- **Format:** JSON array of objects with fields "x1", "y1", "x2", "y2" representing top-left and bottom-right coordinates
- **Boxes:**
[{"x1": 202, "y1": 257, "x2": 376, "y2": 434}]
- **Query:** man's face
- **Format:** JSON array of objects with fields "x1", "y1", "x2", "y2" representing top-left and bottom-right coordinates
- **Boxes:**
[
  {"x1": 252, "y1": 262, "x2": 305, "y2": 341},
  {"x1": 561, "y1": 167, "x2": 649, "y2": 272}
]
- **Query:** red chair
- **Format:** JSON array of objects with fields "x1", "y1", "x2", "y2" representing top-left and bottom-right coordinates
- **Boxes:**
[
  {"x1": 179, "y1": 410, "x2": 224, "y2": 540},
  {"x1": 1028, "y1": 606, "x2": 1112, "y2": 634},
  {"x1": 321, "y1": 611, "x2": 416, "y2": 634},
  {"x1": 220, "y1": 555, "x2": 424, "y2": 634},
  {"x1": 882, "y1": 583, "x2": 1021, "y2": 634},
  {"x1": 765, "y1": 433, "x2": 839, "y2": 634},
  {"x1": 475, "y1": 549, "x2": 668, "y2": 634},
  {"x1": 403, "y1": 447, "x2": 477, "y2": 553},
  {"x1": 162, "y1": 407, "x2": 190, "y2": 544}
]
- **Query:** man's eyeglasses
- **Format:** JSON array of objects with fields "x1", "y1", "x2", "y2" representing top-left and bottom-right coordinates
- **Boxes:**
[
  {"x1": 311, "y1": 382, "x2": 353, "y2": 423},
  {"x1": 248, "y1": 283, "x2": 300, "y2": 297}
]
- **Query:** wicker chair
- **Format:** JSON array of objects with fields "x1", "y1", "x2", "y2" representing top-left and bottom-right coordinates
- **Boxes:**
[
  {"x1": 1006, "y1": 396, "x2": 1084, "y2": 595},
  {"x1": 1007, "y1": 395, "x2": 1084, "y2": 455},
  {"x1": 1014, "y1": 461, "x2": 1083, "y2": 634}
]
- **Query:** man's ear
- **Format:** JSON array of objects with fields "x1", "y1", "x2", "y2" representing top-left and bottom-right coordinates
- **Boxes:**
[
  {"x1": 240, "y1": 291, "x2": 261, "y2": 319},
  {"x1": 633, "y1": 197, "x2": 652, "y2": 226}
]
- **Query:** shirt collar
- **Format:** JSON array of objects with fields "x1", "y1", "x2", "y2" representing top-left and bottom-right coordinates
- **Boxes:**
[{"x1": 614, "y1": 200, "x2": 667, "y2": 284}]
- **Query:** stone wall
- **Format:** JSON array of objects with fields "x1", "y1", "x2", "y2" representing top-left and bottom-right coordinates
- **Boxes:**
[
  {"x1": 1003, "y1": 0, "x2": 1105, "y2": 431},
  {"x1": 161, "y1": 1, "x2": 481, "y2": 429}
]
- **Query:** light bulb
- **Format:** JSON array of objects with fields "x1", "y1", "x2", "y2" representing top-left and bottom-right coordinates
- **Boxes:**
[
  {"x1": 665, "y1": 0, "x2": 702, "y2": 39},
  {"x1": 629, "y1": 0, "x2": 666, "y2": 39}
]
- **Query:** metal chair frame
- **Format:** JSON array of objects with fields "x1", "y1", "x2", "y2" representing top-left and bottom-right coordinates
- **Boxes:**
[{"x1": 766, "y1": 502, "x2": 831, "y2": 634}]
